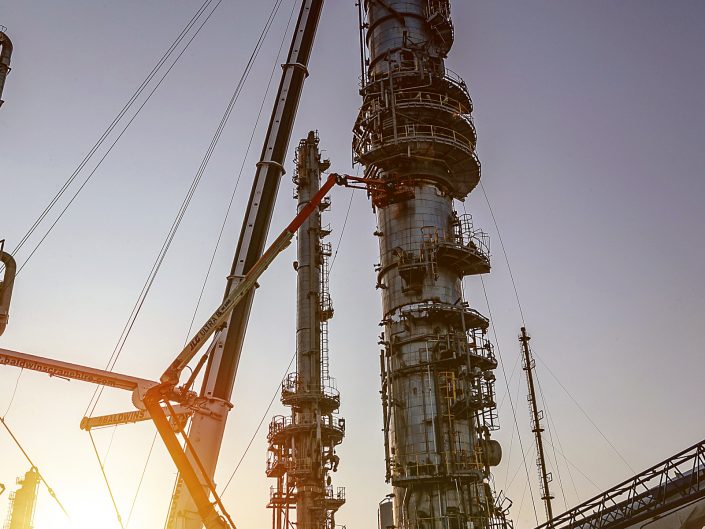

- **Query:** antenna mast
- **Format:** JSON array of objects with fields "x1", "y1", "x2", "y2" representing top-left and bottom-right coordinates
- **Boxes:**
[{"x1": 519, "y1": 326, "x2": 554, "y2": 523}]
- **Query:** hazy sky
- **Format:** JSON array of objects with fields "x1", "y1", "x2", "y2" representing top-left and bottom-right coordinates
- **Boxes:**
[{"x1": 1, "y1": 2, "x2": 705, "y2": 529}]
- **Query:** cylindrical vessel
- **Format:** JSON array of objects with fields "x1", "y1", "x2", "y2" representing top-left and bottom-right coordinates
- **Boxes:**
[{"x1": 354, "y1": 2, "x2": 509, "y2": 528}]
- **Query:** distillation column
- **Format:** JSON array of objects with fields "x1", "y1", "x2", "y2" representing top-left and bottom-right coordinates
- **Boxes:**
[
  {"x1": 4, "y1": 467, "x2": 40, "y2": 529},
  {"x1": 267, "y1": 132, "x2": 345, "y2": 529},
  {"x1": 353, "y1": 2, "x2": 510, "y2": 528}
]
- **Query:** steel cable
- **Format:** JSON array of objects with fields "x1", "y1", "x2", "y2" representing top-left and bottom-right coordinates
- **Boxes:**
[
  {"x1": 84, "y1": 0, "x2": 284, "y2": 418},
  {"x1": 4, "y1": 0, "x2": 217, "y2": 274},
  {"x1": 0, "y1": 416, "x2": 69, "y2": 518}
]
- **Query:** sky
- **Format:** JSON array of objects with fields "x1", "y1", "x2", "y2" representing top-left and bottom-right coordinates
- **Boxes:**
[{"x1": 1, "y1": 1, "x2": 705, "y2": 529}]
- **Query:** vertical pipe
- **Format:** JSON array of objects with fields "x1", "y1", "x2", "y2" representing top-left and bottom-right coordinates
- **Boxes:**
[{"x1": 0, "y1": 31, "x2": 13, "y2": 108}]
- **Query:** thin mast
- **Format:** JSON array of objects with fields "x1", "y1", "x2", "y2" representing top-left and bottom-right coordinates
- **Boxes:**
[{"x1": 520, "y1": 326, "x2": 554, "y2": 523}]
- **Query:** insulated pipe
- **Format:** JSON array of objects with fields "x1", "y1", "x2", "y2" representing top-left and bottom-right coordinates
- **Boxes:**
[
  {"x1": 0, "y1": 31, "x2": 13, "y2": 108},
  {"x1": 0, "y1": 250, "x2": 16, "y2": 336}
]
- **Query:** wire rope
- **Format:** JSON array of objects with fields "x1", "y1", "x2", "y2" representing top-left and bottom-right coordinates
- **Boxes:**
[
  {"x1": 479, "y1": 275, "x2": 540, "y2": 526},
  {"x1": 184, "y1": 0, "x2": 296, "y2": 342},
  {"x1": 1, "y1": 368, "x2": 22, "y2": 418},
  {"x1": 220, "y1": 348, "x2": 297, "y2": 495},
  {"x1": 126, "y1": 432, "x2": 158, "y2": 528},
  {"x1": 535, "y1": 370, "x2": 569, "y2": 511},
  {"x1": 84, "y1": 0, "x2": 284, "y2": 418},
  {"x1": 0, "y1": 416, "x2": 69, "y2": 518},
  {"x1": 88, "y1": 430, "x2": 125, "y2": 529},
  {"x1": 472, "y1": 186, "x2": 636, "y2": 474},
  {"x1": 5, "y1": 0, "x2": 219, "y2": 276},
  {"x1": 533, "y1": 353, "x2": 636, "y2": 474},
  {"x1": 545, "y1": 403, "x2": 581, "y2": 502}
]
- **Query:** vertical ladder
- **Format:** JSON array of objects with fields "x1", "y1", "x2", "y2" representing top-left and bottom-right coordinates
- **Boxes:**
[{"x1": 320, "y1": 242, "x2": 333, "y2": 384}]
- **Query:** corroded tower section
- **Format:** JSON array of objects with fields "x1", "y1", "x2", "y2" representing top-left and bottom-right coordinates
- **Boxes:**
[
  {"x1": 353, "y1": 2, "x2": 511, "y2": 528},
  {"x1": 267, "y1": 132, "x2": 346, "y2": 529},
  {"x1": 4, "y1": 467, "x2": 40, "y2": 529}
]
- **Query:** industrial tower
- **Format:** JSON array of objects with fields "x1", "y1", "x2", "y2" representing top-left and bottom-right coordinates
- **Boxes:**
[
  {"x1": 3, "y1": 467, "x2": 40, "y2": 529},
  {"x1": 353, "y1": 2, "x2": 511, "y2": 528},
  {"x1": 267, "y1": 132, "x2": 346, "y2": 529}
]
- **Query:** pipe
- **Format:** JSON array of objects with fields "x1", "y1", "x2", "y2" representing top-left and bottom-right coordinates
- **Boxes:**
[
  {"x1": 0, "y1": 250, "x2": 16, "y2": 336},
  {"x1": 0, "y1": 31, "x2": 13, "y2": 108}
]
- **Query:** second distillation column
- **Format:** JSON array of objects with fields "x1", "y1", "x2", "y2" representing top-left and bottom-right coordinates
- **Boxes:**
[{"x1": 353, "y1": 2, "x2": 509, "y2": 529}]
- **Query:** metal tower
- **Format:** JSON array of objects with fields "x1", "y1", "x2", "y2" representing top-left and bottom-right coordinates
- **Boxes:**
[
  {"x1": 267, "y1": 132, "x2": 346, "y2": 529},
  {"x1": 3, "y1": 467, "x2": 40, "y2": 529},
  {"x1": 519, "y1": 327, "x2": 554, "y2": 524},
  {"x1": 353, "y1": 2, "x2": 511, "y2": 528}
]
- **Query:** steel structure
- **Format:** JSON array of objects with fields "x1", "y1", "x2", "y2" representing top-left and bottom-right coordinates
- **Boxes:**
[
  {"x1": 266, "y1": 132, "x2": 345, "y2": 529},
  {"x1": 519, "y1": 327, "x2": 554, "y2": 523},
  {"x1": 536, "y1": 438, "x2": 705, "y2": 529},
  {"x1": 353, "y1": 2, "x2": 510, "y2": 528},
  {"x1": 0, "y1": 28, "x2": 12, "y2": 108},
  {"x1": 3, "y1": 467, "x2": 40, "y2": 529}
]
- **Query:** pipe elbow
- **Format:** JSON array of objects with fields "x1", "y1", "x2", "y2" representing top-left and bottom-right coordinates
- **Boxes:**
[{"x1": 0, "y1": 250, "x2": 17, "y2": 336}]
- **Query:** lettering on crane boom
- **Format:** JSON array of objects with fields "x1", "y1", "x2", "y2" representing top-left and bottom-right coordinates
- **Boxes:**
[
  {"x1": 0, "y1": 355, "x2": 126, "y2": 388},
  {"x1": 81, "y1": 410, "x2": 151, "y2": 429},
  {"x1": 187, "y1": 274, "x2": 260, "y2": 353}
]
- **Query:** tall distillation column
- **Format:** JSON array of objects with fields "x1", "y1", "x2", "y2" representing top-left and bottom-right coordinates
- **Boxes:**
[
  {"x1": 4, "y1": 467, "x2": 40, "y2": 529},
  {"x1": 267, "y1": 132, "x2": 346, "y2": 529},
  {"x1": 353, "y1": 2, "x2": 511, "y2": 528}
]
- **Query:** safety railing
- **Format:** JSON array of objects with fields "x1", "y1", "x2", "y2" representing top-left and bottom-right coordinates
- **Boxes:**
[
  {"x1": 356, "y1": 123, "x2": 476, "y2": 160},
  {"x1": 268, "y1": 413, "x2": 346, "y2": 441},
  {"x1": 281, "y1": 372, "x2": 340, "y2": 401},
  {"x1": 357, "y1": 89, "x2": 473, "y2": 124}
]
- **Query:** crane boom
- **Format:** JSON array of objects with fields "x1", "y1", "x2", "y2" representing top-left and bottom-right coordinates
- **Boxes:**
[
  {"x1": 144, "y1": 172, "x2": 341, "y2": 529},
  {"x1": 165, "y1": 2, "x2": 326, "y2": 525},
  {"x1": 0, "y1": 347, "x2": 157, "y2": 402}
]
